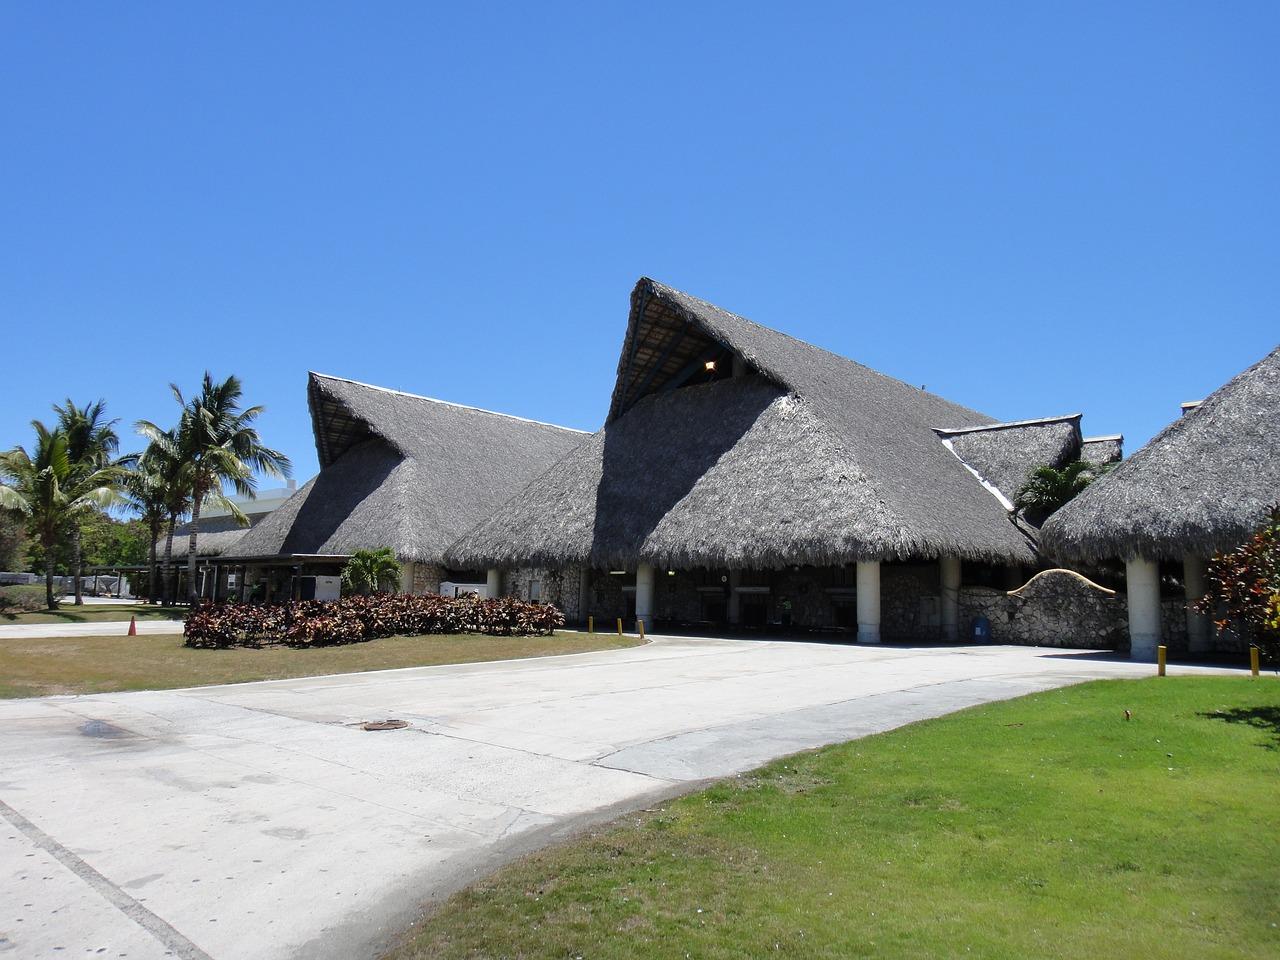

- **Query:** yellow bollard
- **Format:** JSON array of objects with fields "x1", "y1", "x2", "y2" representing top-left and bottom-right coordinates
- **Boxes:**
[
  {"x1": 638, "y1": 618, "x2": 645, "y2": 640},
  {"x1": 616, "y1": 617, "x2": 623, "y2": 637},
  {"x1": 1157, "y1": 645, "x2": 1166, "y2": 677},
  {"x1": 1251, "y1": 646, "x2": 1260, "y2": 677},
  {"x1": 587, "y1": 615, "x2": 594, "y2": 634}
]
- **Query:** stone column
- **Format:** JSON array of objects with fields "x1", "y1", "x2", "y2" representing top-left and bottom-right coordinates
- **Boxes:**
[
  {"x1": 635, "y1": 563, "x2": 655, "y2": 628},
  {"x1": 486, "y1": 568, "x2": 501, "y2": 599},
  {"x1": 1183, "y1": 554, "x2": 1210, "y2": 654},
  {"x1": 1125, "y1": 557, "x2": 1161, "y2": 661},
  {"x1": 940, "y1": 555, "x2": 961, "y2": 642},
  {"x1": 727, "y1": 569, "x2": 742, "y2": 624},
  {"x1": 857, "y1": 560, "x2": 881, "y2": 644}
]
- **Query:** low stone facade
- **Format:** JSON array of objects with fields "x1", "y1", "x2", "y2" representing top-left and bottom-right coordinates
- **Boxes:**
[
  {"x1": 959, "y1": 568, "x2": 1203, "y2": 653},
  {"x1": 399, "y1": 561, "x2": 443, "y2": 596},
  {"x1": 493, "y1": 563, "x2": 1223, "y2": 654},
  {"x1": 882, "y1": 563, "x2": 942, "y2": 641},
  {"x1": 503, "y1": 565, "x2": 586, "y2": 623},
  {"x1": 959, "y1": 570, "x2": 1126, "y2": 649}
]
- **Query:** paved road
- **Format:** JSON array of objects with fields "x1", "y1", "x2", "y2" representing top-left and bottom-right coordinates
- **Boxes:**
[
  {"x1": 0, "y1": 619, "x2": 184, "y2": 639},
  {"x1": 0, "y1": 636, "x2": 1240, "y2": 960}
]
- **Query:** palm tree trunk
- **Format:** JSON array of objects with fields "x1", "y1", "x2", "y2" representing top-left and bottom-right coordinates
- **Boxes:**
[
  {"x1": 148, "y1": 518, "x2": 160, "y2": 604},
  {"x1": 45, "y1": 551, "x2": 56, "y2": 610},
  {"x1": 163, "y1": 515, "x2": 177, "y2": 604},
  {"x1": 72, "y1": 524, "x2": 84, "y2": 605},
  {"x1": 186, "y1": 490, "x2": 202, "y2": 604}
]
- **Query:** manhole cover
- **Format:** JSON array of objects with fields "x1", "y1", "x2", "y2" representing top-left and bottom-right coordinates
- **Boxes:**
[{"x1": 361, "y1": 719, "x2": 409, "y2": 731}]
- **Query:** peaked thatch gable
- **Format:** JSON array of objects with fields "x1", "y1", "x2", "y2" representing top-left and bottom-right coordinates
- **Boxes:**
[
  {"x1": 937, "y1": 415, "x2": 1083, "y2": 508},
  {"x1": 1080, "y1": 435, "x2": 1123, "y2": 466},
  {"x1": 449, "y1": 279, "x2": 1038, "y2": 569},
  {"x1": 1042, "y1": 345, "x2": 1280, "y2": 562},
  {"x1": 233, "y1": 374, "x2": 586, "y2": 563}
]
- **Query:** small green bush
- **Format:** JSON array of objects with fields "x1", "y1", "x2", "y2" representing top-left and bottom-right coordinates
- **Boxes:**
[{"x1": 0, "y1": 584, "x2": 48, "y2": 613}]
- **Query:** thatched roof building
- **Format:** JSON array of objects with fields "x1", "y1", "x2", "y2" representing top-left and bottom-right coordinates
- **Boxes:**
[
  {"x1": 167, "y1": 511, "x2": 272, "y2": 559},
  {"x1": 1041, "y1": 345, "x2": 1280, "y2": 563},
  {"x1": 232, "y1": 373, "x2": 586, "y2": 564},
  {"x1": 448, "y1": 278, "x2": 1059, "y2": 571}
]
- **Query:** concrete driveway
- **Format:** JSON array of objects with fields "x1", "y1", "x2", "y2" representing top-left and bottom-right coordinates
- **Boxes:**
[{"x1": 0, "y1": 636, "x2": 1237, "y2": 960}]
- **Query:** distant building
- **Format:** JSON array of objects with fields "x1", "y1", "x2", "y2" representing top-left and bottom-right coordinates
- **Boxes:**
[
  {"x1": 447, "y1": 278, "x2": 1123, "y2": 643},
  {"x1": 219, "y1": 373, "x2": 586, "y2": 601}
]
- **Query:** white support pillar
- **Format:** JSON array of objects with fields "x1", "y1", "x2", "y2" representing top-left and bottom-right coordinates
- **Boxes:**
[
  {"x1": 635, "y1": 563, "x2": 655, "y2": 628},
  {"x1": 486, "y1": 568, "x2": 501, "y2": 599},
  {"x1": 857, "y1": 560, "x2": 881, "y2": 644},
  {"x1": 1183, "y1": 554, "x2": 1210, "y2": 654},
  {"x1": 940, "y1": 555, "x2": 961, "y2": 642},
  {"x1": 1125, "y1": 557, "x2": 1161, "y2": 661},
  {"x1": 727, "y1": 569, "x2": 742, "y2": 624}
]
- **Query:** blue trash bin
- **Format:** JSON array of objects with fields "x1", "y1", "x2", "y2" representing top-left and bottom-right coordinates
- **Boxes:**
[{"x1": 971, "y1": 616, "x2": 992, "y2": 643}]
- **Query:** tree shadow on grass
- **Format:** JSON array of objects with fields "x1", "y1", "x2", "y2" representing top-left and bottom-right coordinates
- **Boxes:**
[{"x1": 1199, "y1": 707, "x2": 1280, "y2": 750}]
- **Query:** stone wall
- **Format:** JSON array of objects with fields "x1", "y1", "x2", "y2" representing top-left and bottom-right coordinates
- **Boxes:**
[
  {"x1": 503, "y1": 564, "x2": 586, "y2": 623},
  {"x1": 959, "y1": 569, "x2": 1126, "y2": 649},
  {"x1": 882, "y1": 563, "x2": 942, "y2": 641},
  {"x1": 411, "y1": 562, "x2": 442, "y2": 596},
  {"x1": 1160, "y1": 598, "x2": 1189, "y2": 651},
  {"x1": 958, "y1": 569, "x2": 1203, "y2": 653}
]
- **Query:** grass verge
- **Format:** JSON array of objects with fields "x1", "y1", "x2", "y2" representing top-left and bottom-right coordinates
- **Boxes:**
[
  {"x1": 388, "y1": 677, "x2": 1280, "y2": 960},
  {"x1": 0, "y1": 631, "x2": 641, "y2": 698}
]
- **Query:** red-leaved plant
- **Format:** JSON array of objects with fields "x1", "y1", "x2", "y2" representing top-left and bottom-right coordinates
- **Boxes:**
[
  {"x1": 1193, "y1": 506, "x2": 1280, "y2": 662},
  {"x1": 184, "y1": 592, "x2": 565, "y2": 649}
]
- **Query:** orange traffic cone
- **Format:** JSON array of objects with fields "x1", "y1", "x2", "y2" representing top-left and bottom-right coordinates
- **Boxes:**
[{"x1": 127, "y1": 615, "x2": 137, "y2": 636}]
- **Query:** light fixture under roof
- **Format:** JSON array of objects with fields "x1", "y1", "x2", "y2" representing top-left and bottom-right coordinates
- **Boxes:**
[{"x1": 704, "y1": 360, "x2": 717, "y2": 372}]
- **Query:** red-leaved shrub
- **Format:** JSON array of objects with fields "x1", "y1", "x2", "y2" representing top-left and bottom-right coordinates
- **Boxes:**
[{"x1": 184, "y1": 593, "x2": 565, "y2": 649}]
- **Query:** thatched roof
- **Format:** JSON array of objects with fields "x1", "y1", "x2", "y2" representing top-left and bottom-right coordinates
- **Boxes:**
[
  {"x1": 448, "y1": 279, "x2": 1039, "y2": 569},
  {"x1": 1080, "y1": 435, "x2": 1123, "y2": 466},
  {"x1": 1041, "y1": 345, "x2": 1280, "y2": 562},
  {"x1": 232, "y1": 374, "x2": 586, "y2": 563},
  {"x1": 167, "y1": 510, "x2": 273, "y2": 559},
  {"x1": 936, "y1": 415, "x2": 1083, "y2": 508}
]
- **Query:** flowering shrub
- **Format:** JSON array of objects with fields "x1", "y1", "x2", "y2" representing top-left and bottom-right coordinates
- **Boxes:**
[
  {"x1": 184, "y1": 592, "x2": 565, "y2": 649},
  {"x1": 1194, "y1": 506, "x2": 1280, "y2": 662}
]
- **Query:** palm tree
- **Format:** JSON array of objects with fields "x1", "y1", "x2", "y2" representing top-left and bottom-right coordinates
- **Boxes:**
[
  {"x1": 140, "y1": 373, "x2": 290, "y2": 604},
  {"x1": 342, "y1": 548, "x2": 402, "y2": 596},
  {"x1": 1015, "y1": 460, "x2": 1100, "y2": 525},
  {"x1": 53, "y1": 399, "x2": 124, "y2": 604},
  {"x1": 122, "y1": 439, "x2": 187, "y2": 605},
  {"x1": 0, "y1": 423, "x2": 124, "y2": 609}
]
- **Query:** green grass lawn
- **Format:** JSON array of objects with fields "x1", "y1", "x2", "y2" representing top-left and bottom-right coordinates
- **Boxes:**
[
  {"x1": 389, "y1": 677, "x2": 1280, "y2": 960},
  {"x1": 0, "y1": 601, "x2": 186, "y2": 625},
  {"x1": 0, "y1": 631, "x2": 641, "y2": 698}
]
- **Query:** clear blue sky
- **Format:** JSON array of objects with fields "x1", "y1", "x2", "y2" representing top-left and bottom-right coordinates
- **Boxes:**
[{"x1": 3, "y1": 2, "x2": 1276, "y2": 485}]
